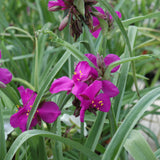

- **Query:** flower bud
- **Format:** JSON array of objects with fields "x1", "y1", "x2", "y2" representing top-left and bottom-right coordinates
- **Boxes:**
[
  {"x1": 48, "y1": 5, "x2": 61, "y2": 11},
  {"x1": 59, "y1": 15, "x2": 69, "y2": 31}
]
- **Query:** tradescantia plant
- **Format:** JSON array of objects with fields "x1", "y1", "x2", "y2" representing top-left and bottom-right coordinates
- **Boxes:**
[{"x1": 1, "y1": 0, "x2": 160, "y2": 160}]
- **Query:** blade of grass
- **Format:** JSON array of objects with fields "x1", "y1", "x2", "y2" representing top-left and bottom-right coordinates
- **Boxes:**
[
  {"x1": 0, "y1": 98, "x2": 6, "y2": 160},
  {"x1": 102, "y1": 87, "x2": 160, "y2": 160},
  {"x1": 122, "y1": 12, "x2": 160, "y2": 26},
  {"x1": 4, "y1": 130, "x2": 101, "y2": 160},
  {"x1": 124, "y1": 130, "x2": 157, "y2": 160},
  {"x1": 27, "y1": 51, "x2": 71, "y2": 130}
]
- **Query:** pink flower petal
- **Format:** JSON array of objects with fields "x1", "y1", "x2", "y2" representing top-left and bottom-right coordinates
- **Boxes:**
[
  {"x1": 102, "y1": 80, "x2": 119, "y2": 97},
  {"x1": 48, "y1": 0, "x2": 66, "y2": 11},
  {"x1": 10, "y1": 107, "x2": 38, "y2": 132},
  {"x1": 38, "y1": 101, "x2": 61, "y2": 123},
  {"x1": 18, "y1": 86, "x2": 37, "y2": 108},
  {"x1": 10, "y1": 107, "x2": 28, "y2": 132},
  {"x1": 72, "y1": 61, "x2": 93, "y2": 82},
  {"x1": 85, "y1": 53, "x2": 98, "y2": 67},
  {"x1": 94, "y1": 6, "x2": 105, "y2": 15},
  {"x1": 0, "y1": 68, "x2": 12, "y2": 85},
  {"x1": 81, "y1": 80, "x2": 102, "y2": 100},
  {"x1": 50, "y1": 76, "x2": 74, "y2": 94},
  {"x1": 91, "y1": 28, "x2": 101, "y2": 39},
  {"x1": 80, "y1": 108, "x2": 86, "y2": 122},
  {"x1": 95, "y1": 93, "x2": 111, "y2": 112},
  {"x1": 115, "y1": 11, "x2": 122, "y2": 18},
  {"x1": 104, "y1": 54, "x2": 120, "y2": 73},
  {"x1": 110, "y1": 11, "x2": 122, "y2": 20},
  {"x1": 72, "y1": 81, "x2": 88, "y2": 100}
]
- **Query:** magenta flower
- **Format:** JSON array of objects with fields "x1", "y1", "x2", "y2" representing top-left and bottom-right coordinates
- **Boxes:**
[
  {"x1": 91, "y1": 7, "x2": 121, "y2": 38},
  {"x1": 48, "y1": 0, "x2": 67, "y2": 11},
  {"x1": 10, "y1": 86, "x2": 61, "y2": 132},
  {"x1": 0, "y1": 51, "x2": 12, "y2": 88},
  {"x1": 85, "y1": 53, "x2": 120, "y2": 73},
  {"x1": 49, "y1": 55, "x2": 119, "y2": 122},
  {"x1": 50, "y1": 61, "x2": 98, "y2": 96},
  {"x1": 79, "y1": 80, "x2": 119, "y2": 122}
]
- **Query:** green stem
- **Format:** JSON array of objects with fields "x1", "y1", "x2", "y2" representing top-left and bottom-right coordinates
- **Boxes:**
[
  {"x1": 12, "y1": 78, "x2": 35, "y2": 91},
  {"x1": 0, "y1": 98, "x2": 6, "y2": 160},
  {"x1": 34, "y1": 37, "x2": 39, "y2": 91},
  {"x1": 80, "y1": 122, "x2": 85, "y2": 160},
  {"x1": 108, "y1": 105, "x2": 117, "y2": 136}
]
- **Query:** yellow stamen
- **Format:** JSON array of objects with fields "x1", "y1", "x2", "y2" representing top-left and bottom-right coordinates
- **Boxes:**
[
  {"x1": 36, "y1": 110, "x2": 39, "y2": 113},
  {"x1": 74, "y1": 72, "x2": 77, "y2": 75},
  {"x1": 26, "y1": 113, "x2": 29, "y2": 116},
  {"x1": 16, "y1": 105, "x2": 20, "y2": 108},
  {"x1": 101, "y1": 103, "x2": 103, "y2": 106},
  {"x1": 94, "y1": 104, "x2": 96, "y2": 107},
  {"x1": 30, "y1": 105, "x2": 32, "y2": 108},
  {"x1": 98, "y1": 101, "x2": 103, "y2": 104},
  {"x1": 92, "y1": 101, "x2": 94, "y2": 104},
  {"x1": 77, "y1": 78, "x2": 80, "y2": 81},
  {"x1": 97, "y1": 107, "x2": 99, "y2": 110},
  {"x1": 16, "y1": 109, "x2": 18, "y2": 112},
  {"x1": 79, "y1": 70, "x2": 82, "y2": 73}
]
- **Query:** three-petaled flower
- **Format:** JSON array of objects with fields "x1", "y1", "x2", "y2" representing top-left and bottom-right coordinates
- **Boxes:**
[
  {"x1": 10, "y1": 86, "x2": 61, "y2": 132},
  {"x1": 50, "y1": 53, "x2": 120, "y2": 122},
  {"x1": 0, "y1": 51, "x2": 12, "y2": 88}
]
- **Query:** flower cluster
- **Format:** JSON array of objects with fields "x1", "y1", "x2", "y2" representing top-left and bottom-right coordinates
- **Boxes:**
[
  {"x1": 48, "y1": 0, "x2": 121, "y2": 39},
  {"x1": 91, "y1": 7, "x2": 122, "y2": 38},
  {"x1": 0, "y1": 51, "x2": 12, "y2": 88},
  {"x1": 10, "y1": 86, "x2": 61, "y2": 132},
  {"x1": 48, "y1": 0, "x2": 97, "y2": 40},
  {"x1": 50, "y1": 53, "x2": 120, "y2": 122}
]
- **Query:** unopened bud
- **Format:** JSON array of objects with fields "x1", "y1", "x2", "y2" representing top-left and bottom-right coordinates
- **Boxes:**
[
  {"x1": 97, "y1": 54, "x2": 105, "y2": 68},
  {"x1": 59, "y1": 15, "x2": 69, "y2": 31},
  {"x1": 48, "y1": 5, "x2": 61, "y2": 11}
]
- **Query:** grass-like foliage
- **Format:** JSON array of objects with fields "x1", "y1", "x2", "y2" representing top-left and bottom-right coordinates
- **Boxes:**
[{"x1": 1, "y1": 0, "x2": 160, "y2": 160}]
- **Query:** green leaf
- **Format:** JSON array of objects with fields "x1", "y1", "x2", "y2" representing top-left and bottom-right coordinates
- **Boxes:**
[
  {"x1": 0, "y1": 85, "x2": 20, "y2": 106},
  {"x1": 0, "y1": 98, "x2": 6, "y2": 160},
  {"x1": 107, "y1": 55, "x2": 150, "y2": 73},
  {"x1": 73, "y1": 0, "x2": 85, "y2": 17},
  {"x1": 154, "y1": 148, "x2": 160, "y2": 159},
  {"x1": 84, "y1": 112, "x2": 107, "y2": 151},
  {"x1": 124, "y1": 130, "x2": 157, "y2": 160},
  {"x1": 4, "y1": 130, "x2": 100, "y2": 160},
  {"x1": 112, "y1": 26, "x2": 137, "y2": 122},
  {"x1": 27, "y1": 51, "x2": 71, "y2": 130},
  {"x1": 102, "y1": 86, "x2": 160, "y2": 160},
  {"x1": 122, "y1": 12, "x2": 160, "y2": 26}
]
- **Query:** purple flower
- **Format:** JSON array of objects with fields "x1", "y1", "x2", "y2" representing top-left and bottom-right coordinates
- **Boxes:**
[
  {"x1": 85, "y1": 53, "x2": 120, "y2": 73},
  {"x1": 10, "y1": 86, "x2": 61, "y2": 132},
  {"x1": 79, "y1": 80, "x2": 119, "y2": 122},
  {"x1": 48, "y1": 0, "x2": 67, "y2": 11},
  {"x1": 49, "y1": 55, "x2": 119, "y2": 122},
  {"x1": 0, "y1": 51, "x2": 12, "y2": 88},
  {"x1": 50, "y1": 61, "x2": 98, "y2": 96},
  {"x1": 91, "y1": 7, "x2": 121, "y2": 38}
]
